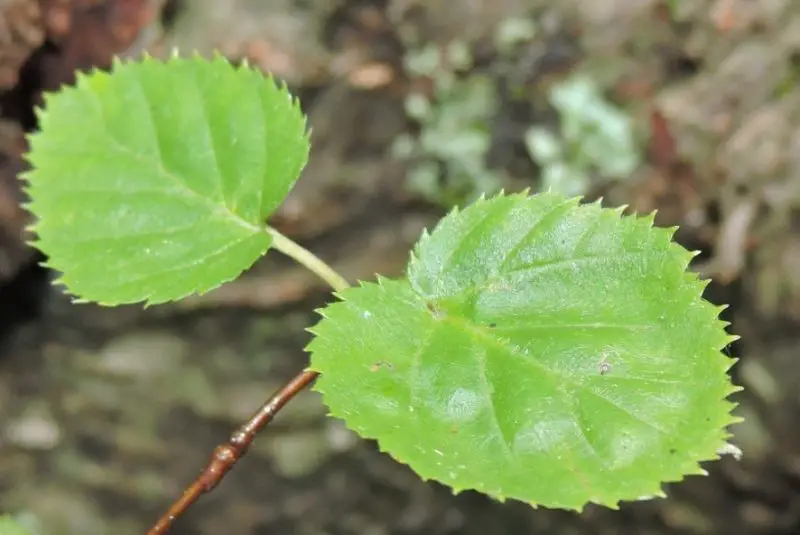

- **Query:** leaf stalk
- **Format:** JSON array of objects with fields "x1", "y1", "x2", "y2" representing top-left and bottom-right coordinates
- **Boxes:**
[{"x1": 267, "y1": 226, "x2": 350, "y2": 293}]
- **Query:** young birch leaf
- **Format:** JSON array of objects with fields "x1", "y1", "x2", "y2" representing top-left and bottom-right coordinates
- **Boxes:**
[
  {"x1": 308, "y1": 191, "x2": 740, "y2": 510},
  {"x1": 23, "y1": 54, "x2": 309, "y2": 306}
]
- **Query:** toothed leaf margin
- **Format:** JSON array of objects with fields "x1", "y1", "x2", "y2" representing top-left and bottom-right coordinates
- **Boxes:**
[
  {"x1": 308, "y1": 191, "x2": 740, "y2": 510},
  {"x1": 23, "y1": 53, "x2": 309, "y2": 306}
]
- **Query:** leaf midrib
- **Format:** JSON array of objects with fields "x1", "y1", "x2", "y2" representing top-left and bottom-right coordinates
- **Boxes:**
[
  {"x1": 444, "y1": 313, "x2": 669, "y2": 437},
  {"x1": 434, "y1": 249, "x2": 661, "y2": 308},
  {"x1": 97, "y1": 74, "x2": 262, "y2": 236},
  {"x1": 107, "y1": 137, "x2": 260, "y2": 233}
]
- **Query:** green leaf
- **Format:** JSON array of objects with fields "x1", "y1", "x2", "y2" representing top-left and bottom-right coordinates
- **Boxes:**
[
  {"x1": 308, "y1": 191, "x2": 739, "y2": 510},
  {"x1": 23, "y1": 53, "x2": 309, "y2": 306},
  {"x1": 0, "y1": 516, "x2": 33, "y2": 535}
]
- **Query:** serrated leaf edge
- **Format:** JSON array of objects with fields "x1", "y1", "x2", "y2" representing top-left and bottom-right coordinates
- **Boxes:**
[
  {"x1": 308, "y1": 191, "x2": 742, "y2": 510},
  {"x1": 21, "y1": 51, "x2": 311, "y2": 307}
]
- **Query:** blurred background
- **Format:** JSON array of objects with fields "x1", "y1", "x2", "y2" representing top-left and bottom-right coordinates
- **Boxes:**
[{"x1": 0, "y1": 1, "x2": 798, "y2": 534}]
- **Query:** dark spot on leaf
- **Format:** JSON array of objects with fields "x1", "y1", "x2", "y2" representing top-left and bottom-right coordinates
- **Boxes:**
[
  {"x1": 425, "y1": 301, "x2": 445, "y2": 319},
  {"x1": 487, "y1": 322, "x2": 497, "y2": 328},
  {"x1": 370, "y1": 361, "x2": 393, "y2": 372}
]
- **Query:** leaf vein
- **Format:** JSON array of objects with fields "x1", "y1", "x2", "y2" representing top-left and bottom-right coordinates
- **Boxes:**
[
  {"x1": 496, "y1": 199, "x2": 574, "y2": 274},
  {"x1": 100, "y1": 126, "x2": 260, "y2": 235},
  {"x1": 504, "y1": 250, "x2": 650, "y2": 278},
  {"x1": 476, "y1": 347, "x2": 515, "y2": 460},
  {"x1": 73, "y1": 233, "x2": 254, "y2": 289},
  {"x1": 63, "y1": 223, "x2": 202, "y2": 247},
  {"x1": 570, "y1": 397, "x2": 607, "y2": 467},
  {"x1": 494, "y1": 322, "x2": 652, "y2": 332},
  {"x1": 188, "y1": 68, "x2": 227, "y2": 211},
  {"x1": 451, "y1": 315, "x2": 668, "y2": 442},
  {"x1": 464, "y1": 250, "x2": 653, "y2": 301},
  {"x1": 440, "y1": 200, "x2": 516, "y2": 279},
  {"x1": 40, "y1": 181, "x2": 189, "y2": 196},
  {"x1": 410, "y1": 321, "x2": 438, "y2": 418},
  {"x1": 255, "y1": 81, "x2": 270, "y2": 216},
  {"x1": 580, "y1": 388, "x2": 667, "y2": 434}
]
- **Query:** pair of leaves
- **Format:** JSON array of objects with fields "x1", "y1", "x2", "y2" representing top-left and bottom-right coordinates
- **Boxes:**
[{"x1": 23, "y1": 55, "x2": 739, "y2": 511}]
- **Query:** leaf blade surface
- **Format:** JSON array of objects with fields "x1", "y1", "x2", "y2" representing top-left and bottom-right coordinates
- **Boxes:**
[
  {"x1": 309, "y1": 192, "x2": 739, "y2": 509},
  {"x1": 24, "y1": 54, "x2": 309, "y2": 305}
]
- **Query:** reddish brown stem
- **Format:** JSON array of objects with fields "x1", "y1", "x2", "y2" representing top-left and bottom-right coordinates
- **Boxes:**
[{"x1": 146, "y1": 369, "x2": 319, "y2": 535}]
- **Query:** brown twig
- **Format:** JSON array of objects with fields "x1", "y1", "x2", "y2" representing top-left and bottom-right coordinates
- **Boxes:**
[
  {"x1": 146, "y1": 369, "x2": 319, "y2": 535},
  {"x1": 147, "y1": 227, "x2": 350, "y2": 534}
]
